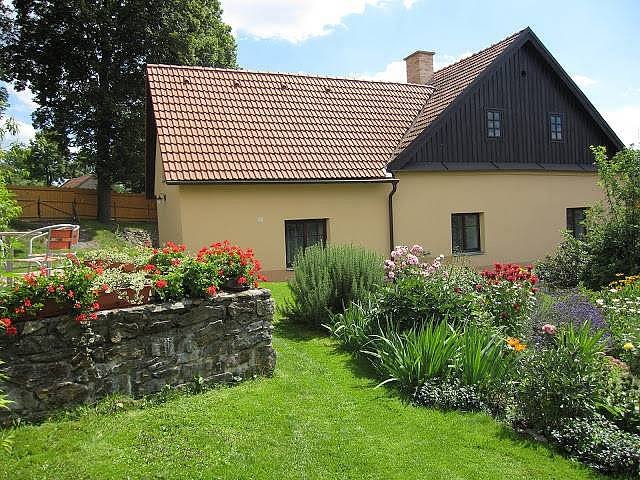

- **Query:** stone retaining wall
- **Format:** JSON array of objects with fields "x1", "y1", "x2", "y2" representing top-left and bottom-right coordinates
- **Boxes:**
[{"x1": 0, "y1": 289, "x2": 276, "y2": 423}]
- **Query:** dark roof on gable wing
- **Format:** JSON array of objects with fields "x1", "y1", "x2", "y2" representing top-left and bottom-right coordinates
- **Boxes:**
[{"x1": 389, "y1": 27, "x2": 624, "y2": 171}]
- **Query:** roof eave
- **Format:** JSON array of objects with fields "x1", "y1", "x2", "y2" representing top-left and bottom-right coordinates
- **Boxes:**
[{"x1": 165, "y1": 178, "x2": 397, "y2": 186}]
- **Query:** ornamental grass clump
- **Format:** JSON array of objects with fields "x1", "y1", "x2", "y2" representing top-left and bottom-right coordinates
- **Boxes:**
[{"x1": 283, "y1": 244, "x2": 383, "y2": 328}]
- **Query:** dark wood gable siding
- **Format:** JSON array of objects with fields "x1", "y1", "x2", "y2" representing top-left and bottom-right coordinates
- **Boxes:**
[{"x1": 397, "y1": 42, "x2": 618, "y2": 171}]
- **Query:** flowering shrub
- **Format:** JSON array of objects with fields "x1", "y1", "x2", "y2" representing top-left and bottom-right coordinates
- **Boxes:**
[
  {"x1": 384, "y1": 245, "x2": 443, "y2": 281},
  {"x1": 0, "y1": 266, "x2": 100, "y2": 333},
  {"x1": 596, "y1": 274, "x2": 640, "y2": 375},
  {"x1": 196, "y1": 241, "x2": 266, "y2": 289},
  {"x1": 478, "y1": 263, "x2": 538, "y2": 337}
]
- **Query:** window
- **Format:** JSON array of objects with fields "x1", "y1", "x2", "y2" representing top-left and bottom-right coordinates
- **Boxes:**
[
  {"x1": 451, "y1": 213, "x2": 481, "y2": 254},
  {"x1": 487, "y1": 110, "x2": 502, "y2": 138},
  {"x1": 285, "y1": 219, "x2": 327, "y2": 268},
  {"x1": 550, "y1": 113, "x2": 563, "y2": 141},
  {"x1": 566, "y1": 208, "x2": 587, "y2": 240}
]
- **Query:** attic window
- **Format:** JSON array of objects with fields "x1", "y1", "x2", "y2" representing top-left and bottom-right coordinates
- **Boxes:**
[
  {"x1": 550, "y1": 113, "x2": 564, "y2": 141},
  {"x1": 487, "y1": 110, "x2": 502, "y2": 138}
]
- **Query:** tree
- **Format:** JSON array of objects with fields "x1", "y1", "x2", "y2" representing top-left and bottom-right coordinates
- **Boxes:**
[
  {"x1": 581, "y1": 146, "x2": 640, "y2": 289},
  {"x1": 1, "y1": 130, "x2": 84, "y2": 186},
  {"x1": 1, "y1": 1, "x2": 236, "y2": 222}
]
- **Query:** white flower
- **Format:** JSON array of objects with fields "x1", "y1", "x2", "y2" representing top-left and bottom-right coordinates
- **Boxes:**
[{"x1": 596, "y1": 298, "x2": 605, "y2": 306}]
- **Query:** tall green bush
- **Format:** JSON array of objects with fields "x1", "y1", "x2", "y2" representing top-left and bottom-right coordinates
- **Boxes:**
[
  {"x1": 0, "y1": 174, "x2": 20, "y2": 230},
  {"x1": 535, "y1": 232, "x2": 585, "y2": 289},
  {"x1": 581, "y1": 147, "x2": 640, "y2": 289},
  {"x1": 0, "y1": 359, "x2": 13, "y2": 452},
  {"x1": 282, "y1": 244, "x2": 383, "y2": 327}
]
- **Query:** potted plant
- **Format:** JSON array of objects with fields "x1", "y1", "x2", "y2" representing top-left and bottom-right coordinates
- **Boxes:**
[
  {"x1": 195, "y1": 241, "x2": 266, "y2": 292},
  {"x1": 79, "y1": 247, "x2": 151, "y2": 273},
  {"x1": 92, "y1": 269, "x2": 153, "y2": 310}
]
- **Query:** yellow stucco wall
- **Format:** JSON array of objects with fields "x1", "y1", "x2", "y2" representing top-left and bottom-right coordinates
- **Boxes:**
[
  {"x1": 154, "y1": 140, "x2": 183, "y2": 245},
  {"x1": 393, "y1": 171, "x2": 604, "y2": 267},
  {"x1": 164, "y1": 182, "x2": 392, "y2": 280}
]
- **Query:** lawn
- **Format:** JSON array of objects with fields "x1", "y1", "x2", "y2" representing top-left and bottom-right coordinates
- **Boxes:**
[{"x1": 0, "y1": 282, "x2": 604, "y2": 479}]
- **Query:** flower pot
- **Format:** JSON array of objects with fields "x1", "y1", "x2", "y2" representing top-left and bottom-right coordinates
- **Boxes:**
[
  {"x1": 96, "y1": 286, "x2": 152, "y2": 311},
  {"x1": 37, "y1": 299, "x2": 72, "y2": 319},
  {"x1": 83, "y1": 261, "x2": 137, "y2": 272},
  {"x1": 222, "y1": 278, "x2": 250, "y2": 292}
]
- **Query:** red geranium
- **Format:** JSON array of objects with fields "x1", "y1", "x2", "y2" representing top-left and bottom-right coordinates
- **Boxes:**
[{"x1": 155, "y1": 279, "x2": 168, "y2": 289}]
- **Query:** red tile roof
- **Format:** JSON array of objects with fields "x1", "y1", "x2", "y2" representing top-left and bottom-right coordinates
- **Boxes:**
[
  {"x1": 60, "y1": 174, "x2": 97, "y2": 189},
  {"x1": 147, "y1": 29, "x2": 525, "y2": 183},
  {"x1": 147, "y1": 66, "x2": 434, "y2": 182}
]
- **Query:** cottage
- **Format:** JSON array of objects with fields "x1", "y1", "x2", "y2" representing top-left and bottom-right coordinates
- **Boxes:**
[{"x1": 145, "y1": 27, "x2": 623, "y2": 280}]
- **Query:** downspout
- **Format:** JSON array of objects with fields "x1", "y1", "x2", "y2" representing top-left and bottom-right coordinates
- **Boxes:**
[{"x1": 388, "y1": 177, "x2": 399, "y2": 252}]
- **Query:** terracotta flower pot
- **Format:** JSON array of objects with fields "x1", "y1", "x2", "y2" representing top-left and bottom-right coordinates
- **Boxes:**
[
  {"x1": 96, "y1": 286, "x2": 152, "y2": 311},
  {"x1": 222, "y1": 278, "x2": 250, "y2": 292},
  {"x1": 37, "y1": 299, "x2": 72, "y2": 319}
]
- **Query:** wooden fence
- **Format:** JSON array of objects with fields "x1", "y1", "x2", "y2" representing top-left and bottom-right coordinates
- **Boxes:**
[{"x1": 8, "y1": 185, "x2": 157, "y2": 222}]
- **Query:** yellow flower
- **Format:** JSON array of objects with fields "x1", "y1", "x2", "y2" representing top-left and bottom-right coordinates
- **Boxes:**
[
  {"x1": 506, "y1": 337, "x2": 526, "y2": 352},
  {"x1": 623, "y1": 342, "x2": 636, "y2": 351}
]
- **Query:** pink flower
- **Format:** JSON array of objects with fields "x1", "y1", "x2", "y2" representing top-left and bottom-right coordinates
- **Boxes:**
[
  {"x1": 387, "y1": 271, "x2": 395, "y2": 280},
  {"x1": 384, "y1": 260, "x2": 395, "y2": 270},
  {"x1": 410, "y1": 244, "x2": 424, "y2": 255},
  {"x1": 406, "y1": 254, "x2": 419, "y2": 265},
  {"x1": 541, "y1": 324, "x2": 557, "y2": 335}
]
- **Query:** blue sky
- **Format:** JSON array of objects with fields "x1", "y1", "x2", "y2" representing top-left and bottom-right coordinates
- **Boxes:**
[{"x1": 4, "y1": 0, "x2": 640, "y2": 146}]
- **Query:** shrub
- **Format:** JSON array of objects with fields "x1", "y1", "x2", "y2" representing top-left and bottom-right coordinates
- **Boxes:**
[
  {"x1": 0, "y1": 359, "x2": 13, "y2": 452},
  {"x1": 0, "y1": 174, "x2": 21, "y2": 230},
  {"x1": 383, "y1": 244, "x2": 442, "y2": 281},
  {"x1": 414, "y1": 377, "x2": 485, "y2": 412},
  {"x1": 513, "y1": 323, "x2": 608, "y2": 431},
  {"x1": 549, "y1": 415, "x2": 640, "y2": 476},
  {"x1": 595, "y1": 274, "x2": 640, "y2": 375},
  {"x1": 478, "y1": 263, "x2": 538, "y2": 338},
  {"x1": 600, "y1": 360, "x2": 640, "y2": 434},
  {"x1": 283, "y1": 244, "x2": 383, "y2": 327},
  {"x1": 376, "y1": 268, "x2": 482, "y2": 331},
  {"x1": 326, "y1": 298, "x2": 377, "y2": 353},
  {"x1": 535, "y1": 232, "x2": 585, "y2": 289},
  {"x1": 581, "y1": 147, "x2": 640, "y2": 289},
  {"x1": 366, "y1": 321, "x2": 459, "y2": 392},
  {"x1": 456, "y1": 326, "x2": 518, "y2": 393}
]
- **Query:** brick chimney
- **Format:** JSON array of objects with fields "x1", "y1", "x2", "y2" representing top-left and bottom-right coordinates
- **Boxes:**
[{"x1": 404, "y1": 50, "x2": 435, "y2": 84}]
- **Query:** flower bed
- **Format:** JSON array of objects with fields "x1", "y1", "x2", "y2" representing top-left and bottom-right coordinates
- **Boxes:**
[{"x1": 0, "y1": 241, "x2": 267, "y2": 337}]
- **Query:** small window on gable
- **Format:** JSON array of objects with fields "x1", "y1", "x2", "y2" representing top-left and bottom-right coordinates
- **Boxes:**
[
  {"x1": 550, "y1": 113, "x2": 563, "y2": 141},
  {"x1": 487, "y1": 110, "x2": 502, "y2": 138},
  {"x1": 566, "y1": 207, "x2": 587, "y2": 240},
  {"x1": 451, "y1": 213, "x2": 482, "y2": 254}
]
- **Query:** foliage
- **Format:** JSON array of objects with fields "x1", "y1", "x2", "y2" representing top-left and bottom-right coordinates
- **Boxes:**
[
  {"x1": 478, "y1": 263, "x2": 538, "y2": 337},
  {"x1": 0, "y1": 130, "x2": 85, "y2": 186},
  {"x1": 599, "y1": 362, "x2": 640, "y2": 434},
  {"x1": 326, "y1": 298, "x2": 377, "y2": 353},
  {"x1": 0, "y1": 359, "x2": 12, "y2": 453},
  {"x1": 2, "y1": 0, "x2": 237, "y2": 220},
  {"x1": 456, "y1": 325, "x2": 517, "y2": 393},
  {"x1": 513, "y1": 322, "x2": 608, "y2": 431},
  {"x1": 79, "y1": 247, "x2": 150, "y2": 267},
  {"x1": 366, "y1": 321, "x2": 459, "y2": 392},
  {"x1": 581, "y1": 147, "x2": 640, "y2": 289},
  {"x1": 595, "y1": 274, "x2": 640, "y2": 375},
  {"x1": 92, "y1": 269, "x2": 151, "y2": 304},
  {"x1": 196, "y1": 240, "x2": 266, "y2": 289},
  {"x1": 549, "y1": 415, "x2": 640, "y2": 476},
  {"x1": 535, "y1": 232, "x2": 586, "y2": 289},
  {"x1": 0, "y1": 172, "x2": 20, "y2": 229},
  {"x1": 531, "y1": 293, "x2": 608, "y2": 348},
  {"x1": 283, "y1": 244, "x2": 383, "y2": 328},
  {"x1": 376, "y1": 268, "x2": 483, "y2": 331},
  {"x1": 0, "y1": 265, "x2": 100, "y2": 330},
  {"x1": 414, "y1": 377, "x2": 485, "y2": 412}
]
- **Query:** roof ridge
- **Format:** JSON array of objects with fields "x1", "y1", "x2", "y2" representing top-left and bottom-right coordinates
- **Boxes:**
[
  {"x1": 433, "y1": 27, "x2": 529, "y2": 75},
  {"x1": 146, "y1": 64, "x2": 437, "y2": 90}
]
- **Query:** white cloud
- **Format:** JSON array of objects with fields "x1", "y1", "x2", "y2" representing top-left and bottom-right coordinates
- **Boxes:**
[
  {"x1": 604, "y1": 105, "x2": 640, "y2": 147},
  {"x1": 572, "y1": 74, "x2": 597, "y2": 89},
  {"x1": 1, "y1": 119, "x2": 36, "y2": 147},
  {"x1": 223, "y1": 0, "x2": 418, "y2": 43},
  {"x1": 5, "y1": 83, "x2": 38, "y2": 111},
  {"x1": 354, "y1": 51, "x2": 473, "y2": 83}
]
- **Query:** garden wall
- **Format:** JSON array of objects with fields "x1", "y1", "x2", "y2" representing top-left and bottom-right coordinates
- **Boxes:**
[{"x1": 0, "y1": 289, "x2": 276, "y2": 423}]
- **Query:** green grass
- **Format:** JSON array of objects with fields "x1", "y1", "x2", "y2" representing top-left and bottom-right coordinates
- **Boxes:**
[{"x1": 0, "y1": 282, "x2": 604, "y2": 479}]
